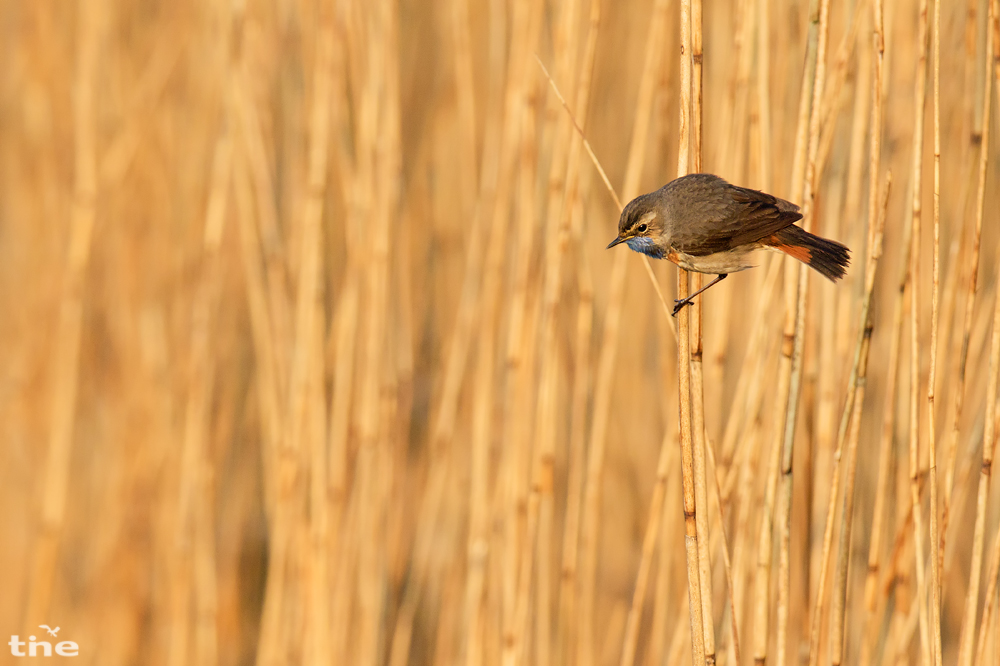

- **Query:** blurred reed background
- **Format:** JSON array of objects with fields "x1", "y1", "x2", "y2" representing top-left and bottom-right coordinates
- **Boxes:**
[{"x1": 1, "y1": 0, "x2": 999, "y2": 664}]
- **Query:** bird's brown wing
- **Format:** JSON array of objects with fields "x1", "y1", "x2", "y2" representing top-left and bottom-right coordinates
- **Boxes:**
[{"x1": 671, "y1": 185, "x2": 803, "y2": 256}]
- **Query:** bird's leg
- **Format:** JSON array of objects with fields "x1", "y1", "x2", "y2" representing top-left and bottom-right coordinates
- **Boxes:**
[{"x1": 672, "y1": 273, "x2": 728, "y2": 316}]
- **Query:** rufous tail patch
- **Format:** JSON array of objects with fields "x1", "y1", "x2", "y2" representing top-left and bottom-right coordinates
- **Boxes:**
[{"x1": 766, "y1": 235, "x2": 813, "y2": 264}]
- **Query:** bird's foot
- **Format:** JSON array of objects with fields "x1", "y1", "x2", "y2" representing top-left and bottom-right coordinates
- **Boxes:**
[{"x1": 671, "y1": 298, "x2": 694, "y2": 317}]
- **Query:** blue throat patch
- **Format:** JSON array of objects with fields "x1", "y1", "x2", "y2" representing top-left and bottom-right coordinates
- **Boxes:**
[{"x1": 625, "y1": 236, "x2": 665, "y2": 259}]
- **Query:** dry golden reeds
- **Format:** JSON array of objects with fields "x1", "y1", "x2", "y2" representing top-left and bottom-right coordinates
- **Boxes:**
[{"x1": 4, "y1": 1, "x2": 1000, "y2": 665}]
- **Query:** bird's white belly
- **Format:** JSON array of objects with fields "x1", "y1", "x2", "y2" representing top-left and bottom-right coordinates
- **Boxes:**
[{"x1": 671, "y1": 247, "x2": 758, "y2": 274}]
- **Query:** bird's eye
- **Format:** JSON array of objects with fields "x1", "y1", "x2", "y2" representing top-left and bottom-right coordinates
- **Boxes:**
[{"x1": 637, "y1": 223, "x2": 648, "y2": 233}]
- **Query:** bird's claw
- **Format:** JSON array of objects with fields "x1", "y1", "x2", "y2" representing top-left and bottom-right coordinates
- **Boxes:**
[{"x1": 671, "y1": 299, "x2": 693, "y2": 317}]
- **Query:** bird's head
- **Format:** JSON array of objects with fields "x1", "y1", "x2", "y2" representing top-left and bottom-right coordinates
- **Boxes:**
[{"x1": 606, "y1": 193, "x2": 666, "y2": 258}]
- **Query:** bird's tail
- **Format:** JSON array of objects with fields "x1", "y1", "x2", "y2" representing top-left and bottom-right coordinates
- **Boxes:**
[{"x1": 765, "y1": 225, "x2": 850, "y2": 281}]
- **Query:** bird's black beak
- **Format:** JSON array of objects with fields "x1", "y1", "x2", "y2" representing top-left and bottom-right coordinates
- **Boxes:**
[{"x1": 607, "y1": 235, "x2": 628, "y2": 249}]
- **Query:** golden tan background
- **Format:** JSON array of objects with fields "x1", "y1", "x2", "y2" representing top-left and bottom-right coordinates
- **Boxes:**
[{"x1": 1, "y1": 0, "x2": 998, "y2": 664}]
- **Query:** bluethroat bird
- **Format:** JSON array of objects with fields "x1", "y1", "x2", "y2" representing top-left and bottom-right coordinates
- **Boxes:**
[{"x1": 607, "y1": 173, "x2": 850, "y2": 315}]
